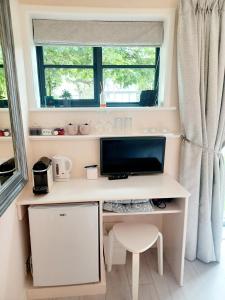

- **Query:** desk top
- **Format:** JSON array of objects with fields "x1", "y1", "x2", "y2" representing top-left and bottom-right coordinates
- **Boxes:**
[{"x1": 16, "y1": 174, "x2": 190, "y2": 206}]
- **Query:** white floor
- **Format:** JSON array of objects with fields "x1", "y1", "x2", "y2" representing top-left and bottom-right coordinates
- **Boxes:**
[{"x1": 46, "y1": 242, "x2": 225, "y2": 300}]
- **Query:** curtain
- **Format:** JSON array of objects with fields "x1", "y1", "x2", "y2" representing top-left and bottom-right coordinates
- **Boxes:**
[{"x1": 177, "y1": 0, "x2": 225, "y2": 262}]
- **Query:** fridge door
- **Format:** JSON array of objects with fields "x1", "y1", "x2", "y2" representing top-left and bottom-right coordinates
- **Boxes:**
[{"x1": 28, "y1": 203, "x2": 99, "y2": 287}]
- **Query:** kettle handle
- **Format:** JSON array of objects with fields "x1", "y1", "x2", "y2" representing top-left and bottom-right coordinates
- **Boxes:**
[{"x1": 65, "y1": 158, "x2": 72, "y2": 172}]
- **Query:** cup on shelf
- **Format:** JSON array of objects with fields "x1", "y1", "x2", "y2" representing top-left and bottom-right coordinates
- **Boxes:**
[
  {"x1": 114, "y1": 117, "x2": 123, "y2": 134},
  {"x1": 124, "y1": 117, "x2": 133, "y2": 134},
  {"x1": 66, "y1": 123, "x2": 79, "y2": 135},
  {"x1": 79, "y1": 123, "x2": 91, "y2": 135},
  {"x1": 143, "y1": 128, "x2": 157, "y2": 134},
  {"x1": 162, "y1": 128, "x2": 169, "y2": 133},
  {"x1": 105, "y1": 121, "x2": 113, "y2": 134},
  {"x1": 114, "y1": 117, "x2": 133, "y2": 134}
]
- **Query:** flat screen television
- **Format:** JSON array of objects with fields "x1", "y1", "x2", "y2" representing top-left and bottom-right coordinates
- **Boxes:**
[{"x1": 100, "y1": 136, "x2": 166, "y2": 177}]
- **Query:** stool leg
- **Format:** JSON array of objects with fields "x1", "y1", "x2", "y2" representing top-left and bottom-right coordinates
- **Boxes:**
[
  {"x1": 107, "y1": 229, "x2": 114, "y2": 272},
  {"x1": 132, "y1": 253, "x2": 140, "y2": 300},
  {"x1": 157, "y1": 232, "x2": 163, "y2": 276}
]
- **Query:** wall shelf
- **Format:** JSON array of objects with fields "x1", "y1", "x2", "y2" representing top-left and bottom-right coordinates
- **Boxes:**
[
  {"x1": 0, "y1": 136, "x2": 12, "y2": 142},
  {"x1": 29, "y1": 132, "x2": 181, "y2": 141}
]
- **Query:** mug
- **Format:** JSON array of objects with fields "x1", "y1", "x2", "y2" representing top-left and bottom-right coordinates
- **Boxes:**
[
  {"x1": 79, "y1": 123, "x2": 91, "y2": 135},
  {"x1": 66, "y1": 123, "x2": 78, "y2": 135}
]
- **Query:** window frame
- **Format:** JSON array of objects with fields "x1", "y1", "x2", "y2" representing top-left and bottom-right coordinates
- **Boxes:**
[{"x1": 36, "y1": 45, "x2": 160, "y2": 108}]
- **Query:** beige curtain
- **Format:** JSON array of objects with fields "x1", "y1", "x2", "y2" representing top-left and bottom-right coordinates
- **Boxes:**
[{"x1": 177, "y1": 0, "x2": 225, "y2": 262}]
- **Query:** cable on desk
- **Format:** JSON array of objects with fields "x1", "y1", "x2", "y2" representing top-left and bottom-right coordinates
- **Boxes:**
[{"x1": 151, "y1": 199, "x2": 167, "y2": 209}]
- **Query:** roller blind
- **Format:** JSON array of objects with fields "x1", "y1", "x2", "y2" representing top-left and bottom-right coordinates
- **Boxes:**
[{"x1": 33, "y1": 19, "x2": 164, "y2": 46}]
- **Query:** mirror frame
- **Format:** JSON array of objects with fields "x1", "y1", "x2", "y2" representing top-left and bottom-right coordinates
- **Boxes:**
[{"x1": 0, "y1": 0, "x2": 28, "y2": 216}]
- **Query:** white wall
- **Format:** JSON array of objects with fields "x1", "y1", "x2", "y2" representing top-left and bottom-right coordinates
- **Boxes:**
[
  {"x1": 29, "y1": 109, "x2": 181, "y2": 179},
  {"x1": 0, "y1": 0, "x2": 30, "y2": 299},
  {"x1": 19, "y1": 0, "x2": 180, "y2": 180},
  {"x1": 19, "y1": 0, "x2": 178, "y2": 8}
]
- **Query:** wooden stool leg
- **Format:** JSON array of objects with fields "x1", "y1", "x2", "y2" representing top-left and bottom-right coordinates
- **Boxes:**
[
  {"x1": 132, "y1": 253, "x2": 140, "y2": 300},
  {"x1": 157, "y1": 232, "x2": 163, "y2": 276},
  {"x1": 107, "y1": 229, "x2": 114, "y2": 272}
]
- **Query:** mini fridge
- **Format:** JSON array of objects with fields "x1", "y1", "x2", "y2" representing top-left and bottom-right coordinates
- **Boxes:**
[{"x1": 28, "y1": 203, "x2": 99, "y2": 287}]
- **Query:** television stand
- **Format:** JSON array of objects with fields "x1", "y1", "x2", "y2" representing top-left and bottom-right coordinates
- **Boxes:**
[{"x1": 108, "y1": 174, "x2": 128, "y2": 180}]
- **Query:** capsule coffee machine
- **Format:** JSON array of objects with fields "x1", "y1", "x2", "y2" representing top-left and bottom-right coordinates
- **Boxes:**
[{"x1": 32, "y1": 157, "x2": 53, "y2": 194}]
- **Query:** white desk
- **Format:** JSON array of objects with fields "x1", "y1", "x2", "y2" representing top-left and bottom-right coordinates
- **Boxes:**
[{"x1": 17, "y1": 174, "x2": 189, "y2": 300}]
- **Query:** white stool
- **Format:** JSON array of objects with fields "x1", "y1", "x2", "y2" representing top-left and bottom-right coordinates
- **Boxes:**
[{"x1": 107, "y1": 223, "x2": 163, "y2": 300}]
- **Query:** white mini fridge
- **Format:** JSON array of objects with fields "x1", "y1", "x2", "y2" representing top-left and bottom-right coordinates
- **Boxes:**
[{"x1": 28, "y1": 203, "x2": 99, "y2": 287}]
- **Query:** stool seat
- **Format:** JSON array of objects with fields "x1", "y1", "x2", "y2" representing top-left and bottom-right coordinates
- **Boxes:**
[
  {"x1": 107, "y1": 222, "x2": 163, "y2": 300},
  {"x1": 113, "y1": 223, "x2": 159, "y2": 253}
]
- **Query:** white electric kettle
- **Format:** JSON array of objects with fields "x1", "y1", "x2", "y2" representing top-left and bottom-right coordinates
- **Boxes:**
[{"x1": 52, "y1": 155, "x2": 72, "y2": 182}]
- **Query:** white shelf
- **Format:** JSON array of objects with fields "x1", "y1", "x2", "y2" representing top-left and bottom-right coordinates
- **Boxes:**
[
  {"x1": 17, "y1": 175, "x2": 189, "y2": 209},
  {"x1": 102, "y1": 202, "x2": 182, "y2": 217},
  {"x1": 0, "y1": 136, "x2": 12, "y2": 142},
  {"x1": 29, "y1": 132, "x2": 181, "y2": 141},
  {"x1": 29, "y1": 106, "x2": 177, "y2": 112}
]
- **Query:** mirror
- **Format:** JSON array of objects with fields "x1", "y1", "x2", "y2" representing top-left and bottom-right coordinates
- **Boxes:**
[
  {"x1": 0, "y1": 46, "x2": 15, "y2": 187},
  {"x1": 0, "y1": 0, "x2": 28, "y2": 216}
]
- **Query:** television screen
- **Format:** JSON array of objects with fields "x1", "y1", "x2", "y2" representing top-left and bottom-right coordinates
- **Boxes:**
[{"x1": 100, "y1": 136, "x2": 166, "y2": 176}]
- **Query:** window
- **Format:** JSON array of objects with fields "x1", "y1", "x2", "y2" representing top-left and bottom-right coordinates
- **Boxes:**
[
  {"x1": 36, "y1": 46, "x2": 160, "y2": 108},
  {"x1": 0, "y1": 47, "x2": 8, "y2": 108}
]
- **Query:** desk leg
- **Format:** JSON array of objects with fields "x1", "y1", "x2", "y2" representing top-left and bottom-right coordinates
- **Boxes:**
[{"x1": 162, "y1": 197, "x2": 189, "y2": 286}]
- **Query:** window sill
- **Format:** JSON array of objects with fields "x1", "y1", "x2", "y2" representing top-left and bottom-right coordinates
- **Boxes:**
[{"x1": 29, "y1": 106, "x2": 177, "y2": 112}]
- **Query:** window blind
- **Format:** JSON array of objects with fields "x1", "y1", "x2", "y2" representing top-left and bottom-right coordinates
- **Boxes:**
[{"x1": 33, "y1": 19, "x2": 164, "y2": 46}]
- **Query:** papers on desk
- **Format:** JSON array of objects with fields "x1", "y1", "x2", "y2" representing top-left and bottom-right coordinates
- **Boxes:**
[{"x1": 103, "y1": 199, "x2": 154, "y2": 213}]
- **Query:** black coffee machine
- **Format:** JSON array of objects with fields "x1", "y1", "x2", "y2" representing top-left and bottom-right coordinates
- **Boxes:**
[{"x1": 32, "y1": 157, "x2": 53, "y2": 194}]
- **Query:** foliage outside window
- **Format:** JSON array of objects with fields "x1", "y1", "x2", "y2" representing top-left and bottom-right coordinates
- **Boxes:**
[
  {"x1": 36, "y1": 46, "x2": 160, "y2": 108},
  {"x1": 0, "y1": 47, "x2": 8, "y2": 108}
]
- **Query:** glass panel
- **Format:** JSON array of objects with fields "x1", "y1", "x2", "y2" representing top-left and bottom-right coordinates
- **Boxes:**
[
  {"x1": 102, "y1": 47, "x2": 156, "y2": 65},
  {"x1": 45, "y1": 68, "x2": 94, "y2": 99},
  {"x1": 0, "y1": 68, "x2": 7, "y2": 100},
  {"x1": 103, "y1": 68, "x2": 155, "y2": 103},
  {"x1": 43, "y1": 46, "x2": 93, "y2": 65}
]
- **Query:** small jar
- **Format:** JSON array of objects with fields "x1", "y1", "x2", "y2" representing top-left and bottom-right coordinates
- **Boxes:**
[{"x1": 79, "y1": 123, "x2": 91, "y2": 135}]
